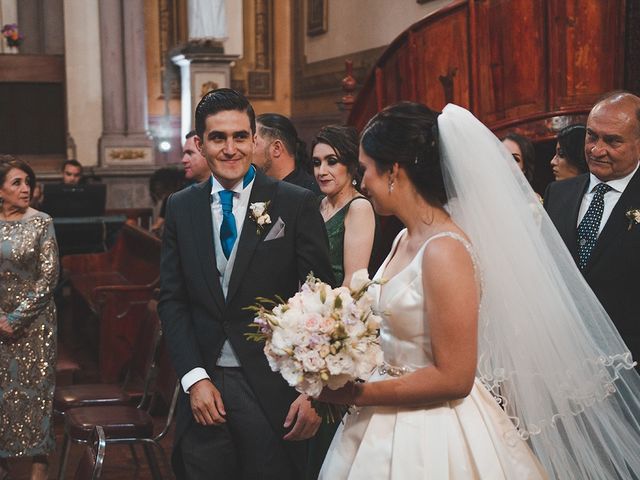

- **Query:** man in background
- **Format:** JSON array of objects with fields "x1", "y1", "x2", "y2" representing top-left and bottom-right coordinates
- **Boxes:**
[
  {"x1": 182, "y1": 130, "x2": 211, "y2": 183},
  {"x1": 544, "y1": 91, "x2": 640, "y2": 366},
  {"x1": 254, "y1": 113, "x2": 321, "y2": 195},
  {"x1": 61, "y1": 160, "x2": 83, "y2": 185},
  {"x1": 151, "y1": 132, "x2": 210, "y2": 235}
]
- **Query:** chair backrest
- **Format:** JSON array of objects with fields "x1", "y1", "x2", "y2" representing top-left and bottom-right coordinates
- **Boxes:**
[
  {"x1": 123, "y1": 299, "x2": 162, "y2": 392},
  {"x1": 112, "y1": 224, "x2": 161, "y2": 285},
  {"x1": 73, "y1": 425, "x2": 106, "y2": 480},
  {"x1": 148, "y1": 332, "x2": 180, "y2": 442}
]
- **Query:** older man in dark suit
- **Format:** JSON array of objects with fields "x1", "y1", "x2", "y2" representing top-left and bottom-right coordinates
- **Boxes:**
[
  {"x1": 544, "y1": 91, "x2": 640, "y2": 366},
  {"x1": 158, "y1": 88, "x2": 334, "y2": 479}
]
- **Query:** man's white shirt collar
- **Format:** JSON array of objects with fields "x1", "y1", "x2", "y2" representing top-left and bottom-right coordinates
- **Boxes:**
[
  {"x1": 587, "y1": 161, "x2": 639, "y2": 194},
  {"x1": 209, "y1": 173, "x2": 253, "y2": 197}
]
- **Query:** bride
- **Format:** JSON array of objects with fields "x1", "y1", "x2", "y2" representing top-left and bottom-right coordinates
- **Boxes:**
[{"x1": 317, "y1": 102, "x2": 640, "y2": 479}]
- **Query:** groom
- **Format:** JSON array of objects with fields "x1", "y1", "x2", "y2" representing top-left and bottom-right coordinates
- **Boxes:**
[{"x1": 158, "y1": 88, "x2": 334, "y2": 479}]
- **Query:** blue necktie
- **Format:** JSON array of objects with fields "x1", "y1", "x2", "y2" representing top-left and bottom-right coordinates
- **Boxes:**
[
  {"x1": 214, "y1": 166, "x2": 256, "y2": 259},
  {"x1": 577, "y1": 183, "x2": 612, "y2": 269},
  {"x1": 219, "y1": 190, "x2": 236, "y2": 258}
]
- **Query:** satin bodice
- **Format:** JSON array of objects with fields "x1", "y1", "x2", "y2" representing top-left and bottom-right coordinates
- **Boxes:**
[{"x1": 372, "y1": 230, "x2": 474, "y2": 373}]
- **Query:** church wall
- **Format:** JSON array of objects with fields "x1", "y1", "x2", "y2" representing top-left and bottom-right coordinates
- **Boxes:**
[
  {"x1": 291, "y1": 0, "x2": 453, "y2": 141},
  {"x1": 305, "y1": 0, "x2": 452, "y2": 63}
]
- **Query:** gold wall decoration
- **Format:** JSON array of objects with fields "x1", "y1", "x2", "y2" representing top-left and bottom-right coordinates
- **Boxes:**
[
  {"x1": 200, "y1": 81, "x2": 219, "y2": 97},
  {"x1": 307, "y1": 0, "x2": 327, "y2": 36},
  {"x1": 247, "y1": 0, "x2": 274, "y2": 98},
  {"x1": 108, "y1": 149, "x2": 148, "y2": 160}
]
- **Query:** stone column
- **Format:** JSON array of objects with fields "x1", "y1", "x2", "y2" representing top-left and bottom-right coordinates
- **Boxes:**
[{"x1": 98, "y1": 0, "x2": 154, "y2": 167}]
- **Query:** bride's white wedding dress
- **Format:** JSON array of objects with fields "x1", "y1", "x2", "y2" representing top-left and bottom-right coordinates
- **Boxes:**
[{"x1": 320, "y1": 230, "x2": 547, "y2": 479}]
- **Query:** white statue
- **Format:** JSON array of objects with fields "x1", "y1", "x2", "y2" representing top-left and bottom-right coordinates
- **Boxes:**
[{"x1": 188, "y1": 0, "x2": 227, "y2": 40}]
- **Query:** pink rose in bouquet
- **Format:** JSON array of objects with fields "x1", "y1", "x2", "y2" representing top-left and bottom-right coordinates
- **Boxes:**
[{"x1": 246, "y1": 269, "x2": 383, "y2": 421}]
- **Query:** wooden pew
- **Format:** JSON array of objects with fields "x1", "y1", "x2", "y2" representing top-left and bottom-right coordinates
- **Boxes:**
[
  {"x1": 62, "y1": 223, "x2": 161, "y2": 382},
  {"x1": 105, "y1": 207, "x2": 154, "y2": 230}
]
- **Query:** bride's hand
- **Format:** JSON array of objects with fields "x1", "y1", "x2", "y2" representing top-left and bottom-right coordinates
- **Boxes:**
[{"x1": 317, "y1": 382, "x2": 362, "y2": 405}]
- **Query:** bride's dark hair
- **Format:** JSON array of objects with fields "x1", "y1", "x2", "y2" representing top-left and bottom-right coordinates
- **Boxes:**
[{"x1": 360, "y1": 102, "x2": 447, "y2": 206}]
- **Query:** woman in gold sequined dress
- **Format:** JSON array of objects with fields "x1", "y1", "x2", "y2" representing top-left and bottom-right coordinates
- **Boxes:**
[{"x1": 0, "y1": 156, "x2": 58, "y2": 480}]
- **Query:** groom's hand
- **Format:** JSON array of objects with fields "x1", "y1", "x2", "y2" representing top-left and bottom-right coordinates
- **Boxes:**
[
  {"x1": 283, "y1": 394, "x2": 321, "y2": 441},
  {"x1": 189, "y1": 379, "x2": 226, "y2": 426}
]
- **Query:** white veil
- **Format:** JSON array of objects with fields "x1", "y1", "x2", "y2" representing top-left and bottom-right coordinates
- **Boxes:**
[{"x1": 438, "y1": 104, "x2": 640, "y2": 479}]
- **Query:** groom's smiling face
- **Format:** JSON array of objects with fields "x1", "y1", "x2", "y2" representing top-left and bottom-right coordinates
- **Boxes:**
[{"x1": 196, "y1": 109, "x2": 255, "y2": 189}]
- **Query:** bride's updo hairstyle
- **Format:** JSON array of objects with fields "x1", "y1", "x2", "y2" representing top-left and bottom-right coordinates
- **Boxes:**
[{"x1": 360, "y1": 102, "x2": 447, "y2": 206}]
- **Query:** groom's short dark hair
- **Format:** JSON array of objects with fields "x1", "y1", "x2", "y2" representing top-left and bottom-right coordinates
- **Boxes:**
[{"x1": 195, "y1": 88, "x2": 256, "y2": 138}]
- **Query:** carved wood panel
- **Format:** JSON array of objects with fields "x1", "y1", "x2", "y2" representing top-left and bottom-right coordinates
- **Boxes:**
[
  {"x1": 347, "y1": 0, "x2": 629, "y2": 141},
  {"x1": 413, "y1": 8, "x2": 470, "y2": 111},
  {"x1": 473, "y1": 0, "x2": 547, "y2": 124},
  {"x1": 548, "y1": 0, "x2": 626, "y2": 109}
]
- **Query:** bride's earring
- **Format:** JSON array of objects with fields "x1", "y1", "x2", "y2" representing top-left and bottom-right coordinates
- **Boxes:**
[
  {"x1": 352, "y1": 178, "x2": 357, "y2": 186},
  {"x1": 388, "y1": 177, "x2": 394, "y2": 194}
]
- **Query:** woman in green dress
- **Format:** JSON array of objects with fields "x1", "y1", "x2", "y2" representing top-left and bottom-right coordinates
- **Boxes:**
[
  {"x1": 312, "y1": 125, "x2": 377, "y2": 287},
  {"x1": 0, "y1": 156, "x2": 58, "y2": 480},
  {"x1": 307, "y1": 126, "x2": 377, "y2": 479}
]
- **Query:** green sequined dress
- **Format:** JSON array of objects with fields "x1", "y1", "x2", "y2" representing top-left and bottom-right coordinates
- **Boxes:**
[{"x1": 0, "y1": 209, "x2": 58, "y2": 458}]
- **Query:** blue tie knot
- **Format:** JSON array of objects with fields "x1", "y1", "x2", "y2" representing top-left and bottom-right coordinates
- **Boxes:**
[{"x1": 219, "y1": 190, "x2": 234, "y2": 213}]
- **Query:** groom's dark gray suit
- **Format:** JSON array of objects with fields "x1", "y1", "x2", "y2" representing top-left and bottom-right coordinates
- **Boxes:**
[
  {"x1": 158, "y1": 169, "x2": 334, "y2": 478},
  {"x1": 544, "y1": 169, "x2": 640, "y2": 366}
]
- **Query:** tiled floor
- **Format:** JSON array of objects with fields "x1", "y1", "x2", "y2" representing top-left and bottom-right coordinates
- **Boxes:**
[{"x1": 7, "y1": 418, "x2": 176, "y2": 479}]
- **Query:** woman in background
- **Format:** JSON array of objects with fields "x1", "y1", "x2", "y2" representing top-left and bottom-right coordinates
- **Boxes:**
[
  {"x1": 309, "y1": 125, "x2": 377, "y2": 479},
  {"x1": 0, "y1": 155, "x2": 59, "y2": 480},
  {"x1": 312, "y1": 125, "x2": 377, "y2": 287},
  {"x1": 502, "y1": 132, "x2": 536, "y2": 186},
  {"x1": 550, "y1": 124, "x2": 588, "y2": 181}
]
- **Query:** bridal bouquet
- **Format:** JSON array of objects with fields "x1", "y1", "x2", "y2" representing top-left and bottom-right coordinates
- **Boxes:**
[{"x1": 246, "y1": 269, "x2": 384, "y2": 421}]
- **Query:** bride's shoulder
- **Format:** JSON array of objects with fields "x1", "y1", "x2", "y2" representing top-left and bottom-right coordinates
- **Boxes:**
[
  {"x1": 421, "y1": 231, "x2": 476, "y2": 273},
  {"x1": 423, "y1": 230, "x2": 472, "y2": 252}
]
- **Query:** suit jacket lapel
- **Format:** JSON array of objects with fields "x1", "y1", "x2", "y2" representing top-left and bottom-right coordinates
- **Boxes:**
[
  {"x1": 561, "y1": 175, "x2": 589, "y2": 261},
  {"x1": 587, "y1": 168, "x2": 640, "y2": 270},
  {"x1": 191, "y1": 180, "x2": 225, "y2": 313},
  {"x1": 226, "y1": 171, "x2": 278, "y2": 305}
]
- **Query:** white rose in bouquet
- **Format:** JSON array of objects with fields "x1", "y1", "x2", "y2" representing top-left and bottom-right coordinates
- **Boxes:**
[{"x1": 245, "y1": 270, "x2": 384, "y2": 422}]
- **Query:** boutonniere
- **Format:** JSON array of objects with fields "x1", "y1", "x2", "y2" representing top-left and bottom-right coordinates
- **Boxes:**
[
  {"x1": 626, "y1": 208, "x2": 640, "y2": 231},
  {"x1": 249, "y1": 201, "x2": 272, "y2": 234}
]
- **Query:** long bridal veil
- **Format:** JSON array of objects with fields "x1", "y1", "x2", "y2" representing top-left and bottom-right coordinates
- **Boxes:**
[{"x1": 438, "y1": 104, "x2": 640, "y2": 479}]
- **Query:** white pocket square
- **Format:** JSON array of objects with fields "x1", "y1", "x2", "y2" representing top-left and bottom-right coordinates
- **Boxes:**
[{"x1": 264, "y1": 216, "x2": 285, "y2": 241}]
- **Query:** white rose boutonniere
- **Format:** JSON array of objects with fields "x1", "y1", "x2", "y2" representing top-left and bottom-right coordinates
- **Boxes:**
[
  {"x1": 249, "y1": 201, "x2": 272, "y2": 234},
  {"x1": 626, "y1": 208, "x2": 640, "y2": 231}
]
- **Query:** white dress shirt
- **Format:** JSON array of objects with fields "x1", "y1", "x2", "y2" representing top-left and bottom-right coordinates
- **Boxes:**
[
  {"x1": 577, "y1": 163, "x2": 639, "y2": 235},
  {"x1": 181, "y1": 171, "x2": 255, "y2": 393}
]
